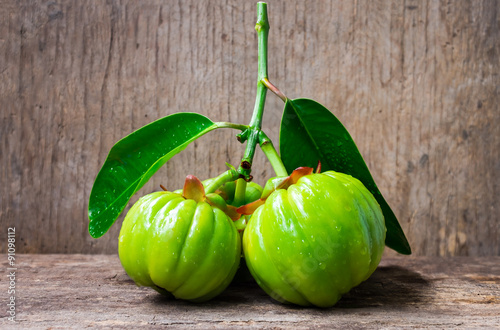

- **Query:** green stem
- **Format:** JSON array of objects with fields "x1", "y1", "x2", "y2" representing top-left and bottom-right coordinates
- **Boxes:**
[
  {"x1": 255, "y1": 2, "x2": 269, "y2": 90},
  {"x1": 237, "y1": 2, "x2": 270, "y2": 180},
  {"x1": 259, "y1": 132, "x2": 288, "y2": 177},
  {"x1": 236, "y1": 2, "x2": 289, "y2": 179},
  {"x1": 215, "y1": 122, "x2": 249, "y2": 131},
  {"x1": 204, "y1": 169, "x2": 239, "y2": 194},
  {"x1": 233, "y1": 178, "x2": 247, "y2": 207}
]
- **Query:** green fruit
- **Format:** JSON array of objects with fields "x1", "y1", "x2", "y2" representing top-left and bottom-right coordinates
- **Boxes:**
[
  {"x1": 244, "y1": 182, "x2": 263, "y2": 204},
  {"x1": 118, "y1": 176, "x2": 241, "y2": 302},
  {"x1": 242, "y1": 170, "x2": 386, "y2": 307},
  {"x1": 215, "y1": 180, "x2": 263, "y2": 232},
  {"x1": 216, "y1": 181, "x2": 263, "y2": 206}
]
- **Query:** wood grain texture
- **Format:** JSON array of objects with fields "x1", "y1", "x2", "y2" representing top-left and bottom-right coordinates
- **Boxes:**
[
  {"x1": 0, "y1": 0, "x2": 498, "y2": 255},
  {"x1": 1, "y1": 254, "x2": 499, "y2": 328}
]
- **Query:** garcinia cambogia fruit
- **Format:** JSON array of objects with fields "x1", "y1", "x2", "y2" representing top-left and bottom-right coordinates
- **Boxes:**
[
  {"x1": 214, "y1": 180, "x2": 263, "y2": 207},
  {"x1": 217, "y1": 180, "x2": 263, "y2": 232},
  {"x1": 118, "y1": 175, "x2": 241, "y2": 302},
  {"x1": 239, "y1": 168, "x2": 386, "y2": 307}
]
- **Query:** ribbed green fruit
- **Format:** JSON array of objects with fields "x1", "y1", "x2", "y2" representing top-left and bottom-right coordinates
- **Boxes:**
[
  {"x1": 119, "y1": 191, "x2": 241, "y2": 302},
  {"x1": 243, "y1": 171, "x2": 386, "y2": 307}
]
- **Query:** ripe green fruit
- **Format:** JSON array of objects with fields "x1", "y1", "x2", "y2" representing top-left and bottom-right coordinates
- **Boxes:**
[
  {"x1": 216, "y1": 180, "x2": 263, "y2": 232},
  {"x1": 215, "y1": 181, "x2": 263, "y2": 206},
  {"x1": 118, "y1": 176, "x2": 241, "y2": 302},
  {"x1": 242, "y1": 170, "x2": 386, "y2": 307}
]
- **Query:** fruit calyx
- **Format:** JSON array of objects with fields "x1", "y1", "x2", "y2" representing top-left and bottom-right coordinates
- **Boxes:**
[
  {"x1": 237, "y1": 164, "x2": 319, "y2": 215},
  {"x1": 181, "y1": 175, "x2": 241, "y2": 220}
]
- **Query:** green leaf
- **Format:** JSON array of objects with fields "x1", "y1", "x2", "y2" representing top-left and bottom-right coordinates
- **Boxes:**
[
  {"x1": 88, "y1": 113, "x2": 218, "y2": 238},
  {"x1": 279, "y1": 98, "x2": 411, "y2": 255}
]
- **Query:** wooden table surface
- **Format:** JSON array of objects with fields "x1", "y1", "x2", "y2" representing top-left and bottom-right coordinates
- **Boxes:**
[{"x1": 1, "y1": 255, "x2": 499, "y2": 329}]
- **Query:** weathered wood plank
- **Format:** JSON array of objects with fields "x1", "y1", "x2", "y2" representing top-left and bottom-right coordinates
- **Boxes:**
[
  {"x1": 0, "y1": 0, "x2": 499, "y2": 255},
  {"x1": 1, "y1": 255, "x2": 499, "y2": 328}
]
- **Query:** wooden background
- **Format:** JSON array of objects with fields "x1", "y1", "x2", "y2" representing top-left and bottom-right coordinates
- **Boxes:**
[{"x1": 1, "y1": 0, "x2": 498, "y2": 256}]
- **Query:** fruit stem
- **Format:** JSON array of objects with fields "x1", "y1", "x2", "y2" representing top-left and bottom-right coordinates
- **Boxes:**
[
  {"x1": 233, "y1": 178, "x2": 247, "y2": 207},
  {"x1": 259, "y1": 131, "x2": 288, "y2": 177},
  {"x1": 204, "y1": 168, "x2": 239, "y2": 194},
  {"x1": 237, "y1": 2, "x2": 270, "y2": 180},
  {"x1": 236, "y1": 2, "x2": 289, "y2": 179}
]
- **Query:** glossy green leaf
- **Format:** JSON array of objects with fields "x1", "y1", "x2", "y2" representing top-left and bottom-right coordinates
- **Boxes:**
[
  {"x1": 88, "y1": 113, "x2": 218, "y2": 238},
  {"x1": 279, "y1": 98, "x2": 411, "y2": 255}
]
